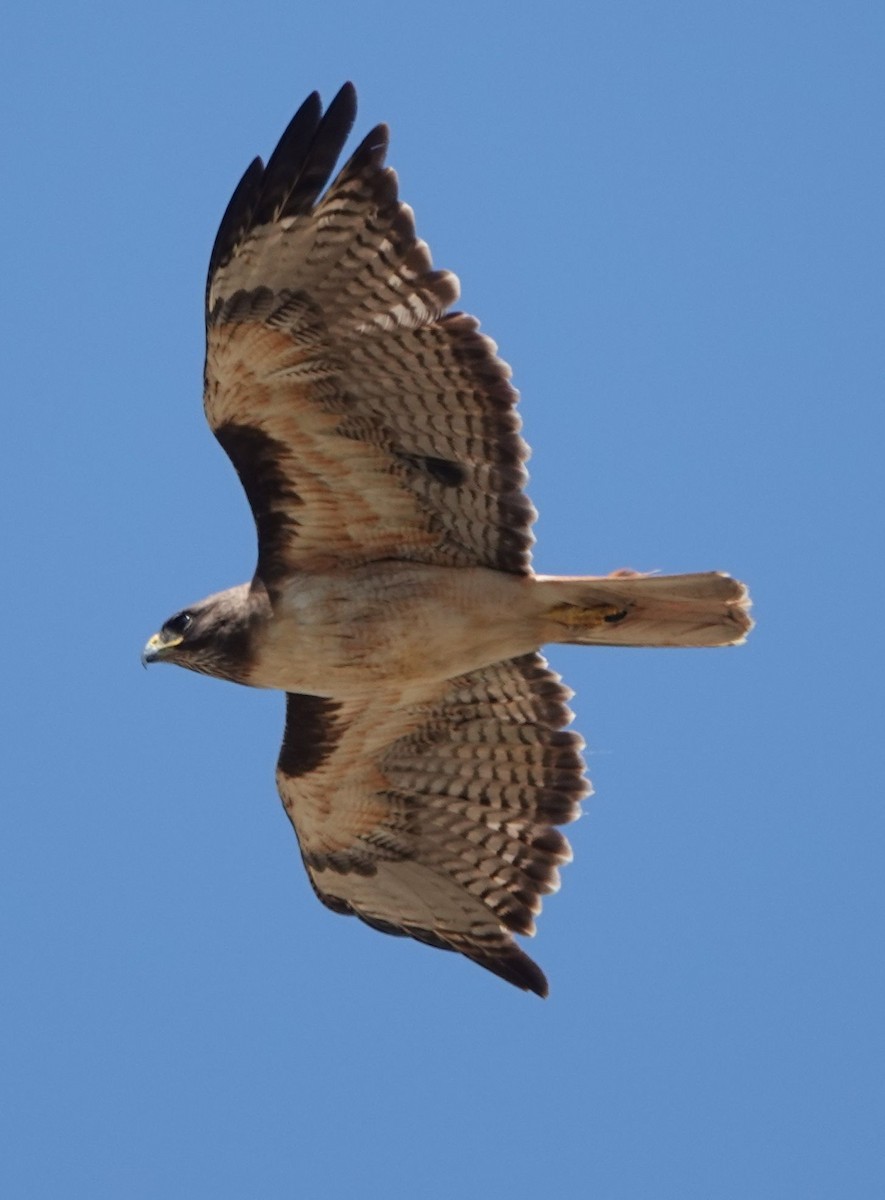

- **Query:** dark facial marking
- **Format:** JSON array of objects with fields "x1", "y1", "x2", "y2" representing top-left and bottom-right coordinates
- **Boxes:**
[{"x1": 162, "y1": 611, "x2": 193, "y2": 638}]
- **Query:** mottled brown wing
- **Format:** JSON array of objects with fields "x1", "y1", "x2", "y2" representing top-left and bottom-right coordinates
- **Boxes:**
[
  {"x1": 275, "y1": 654, "x2": 588, "y2": 996},
  {"x1": 204, "y1": 83, "x2": 534, "y2": 590}
]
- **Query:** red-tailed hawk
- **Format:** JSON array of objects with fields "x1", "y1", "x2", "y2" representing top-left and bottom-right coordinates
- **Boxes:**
[{"x1": 143, "y1": 83, "x2": 751, "y2": 996}]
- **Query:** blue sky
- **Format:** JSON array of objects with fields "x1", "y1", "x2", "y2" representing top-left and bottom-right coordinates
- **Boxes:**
[{"x1": 2, "y1": 2, "x2": 883, "y2": 1196}]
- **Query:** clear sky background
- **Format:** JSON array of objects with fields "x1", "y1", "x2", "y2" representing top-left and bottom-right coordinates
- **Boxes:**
[{"x1": 2, "y1": 2, "x2": 883, "y2": 1197}]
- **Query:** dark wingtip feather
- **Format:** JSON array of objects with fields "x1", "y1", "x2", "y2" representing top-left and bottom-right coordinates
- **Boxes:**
[
  {"x1": 339, "y1": 122, "x2": 390, "y2": 178},
  {"x1": 206, "y1": 85, "x2": 363, "y2": 306},
  {"x1": 334, "y1": 79, "x2": 357, "y2": 110},
  {"x1": 251, "y1": 90, "x2": 324, "y2": 227},
  {"x1": 469, "y1": 946, "x2": 549, "y2": 997},
  {"x1": 279, "y1": 81, "x2": 359, "y2": 218},
  {"x1": 206, "y1": 156, "x2": 265, "y2": 302}
]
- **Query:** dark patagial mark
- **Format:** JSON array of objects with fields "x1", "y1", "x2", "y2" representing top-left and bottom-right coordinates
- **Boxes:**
[
  {"x1": 214, "y1": 422, "x2": 302, "y2": 582},
  {"x1": 278, "y1": 693, "x2": 344, "y2": 779}
]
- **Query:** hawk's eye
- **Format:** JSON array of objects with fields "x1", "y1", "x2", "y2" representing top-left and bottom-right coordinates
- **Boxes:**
[{"x1": 163, "y1": 612, "x2": 193, "y2": 638}]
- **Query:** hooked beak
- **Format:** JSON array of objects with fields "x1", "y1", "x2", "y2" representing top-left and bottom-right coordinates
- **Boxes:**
[{"x1": 141, "y1": 631, "x2": 183, "y2": 667}]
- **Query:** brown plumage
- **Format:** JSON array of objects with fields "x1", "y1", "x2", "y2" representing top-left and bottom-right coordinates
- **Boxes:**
[{"x1": 143, "y1": 83, "x2": 752, "y2": 996}]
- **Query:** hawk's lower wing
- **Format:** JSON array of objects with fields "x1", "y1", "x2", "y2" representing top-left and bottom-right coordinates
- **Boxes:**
[{"x1": 276, "y1": 654, "x2": 588, "y2": 996}]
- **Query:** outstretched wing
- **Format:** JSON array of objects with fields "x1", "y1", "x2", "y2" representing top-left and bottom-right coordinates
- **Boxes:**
[
  {"x1": 204, "y1": 83, "x2": 534, "y2": 591},
  {"x1": 275, "y1": 654, "x2": 588, "y2": 996}
]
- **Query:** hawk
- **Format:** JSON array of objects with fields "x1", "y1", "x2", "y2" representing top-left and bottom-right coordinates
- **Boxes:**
[{"x1": 143, "y1": 83, "x2": 751, "y2": 996}]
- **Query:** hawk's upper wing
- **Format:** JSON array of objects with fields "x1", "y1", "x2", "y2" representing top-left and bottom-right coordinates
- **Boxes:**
[
  {"x1": 276, "y1": 653, "x2": 587, "y2": 996},
  {"x1": 204, "y1": 83, "x2": 534, "y2": 591}
]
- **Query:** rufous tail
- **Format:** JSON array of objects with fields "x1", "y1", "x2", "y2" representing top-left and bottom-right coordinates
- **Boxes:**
[{"x1": 540, "y1": 571, "x2": 752, "y2": 648}]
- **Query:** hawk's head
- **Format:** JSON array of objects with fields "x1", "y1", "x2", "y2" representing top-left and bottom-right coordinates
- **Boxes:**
[{"x1": 142, "y1": 583, "x2": 268, "y2": 683}]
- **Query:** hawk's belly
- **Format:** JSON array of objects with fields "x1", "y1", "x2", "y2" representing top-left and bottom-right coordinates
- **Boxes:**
[{"x1": 249, "y1": 564, "x2": 543, "y2": 697}]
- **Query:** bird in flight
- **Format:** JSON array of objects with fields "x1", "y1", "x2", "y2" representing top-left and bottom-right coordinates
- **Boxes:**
[{"x1": 143, "y1": 83, "x2": 751, "y2": 996}]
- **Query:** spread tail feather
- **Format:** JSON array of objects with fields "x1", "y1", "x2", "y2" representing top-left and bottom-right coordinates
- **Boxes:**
[{"x1": 540, "y1": 571, "x2": 753, "y2": 648}]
